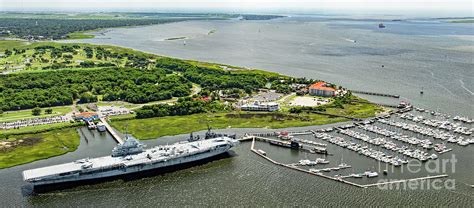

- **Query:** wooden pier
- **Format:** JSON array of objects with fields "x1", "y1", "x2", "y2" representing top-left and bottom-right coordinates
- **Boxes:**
[
  {"x1": 99, "y1": 117, "x2": 124, "y2": 144},
  {"x1": 351, "y1": 90, "x2": 400, "y2": 98}
]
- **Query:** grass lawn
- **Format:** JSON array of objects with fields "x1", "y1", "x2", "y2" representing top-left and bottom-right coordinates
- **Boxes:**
[
  {"x1": 66, "y1": 31, "x2": 95, "y2": 39},
  {"x1": 0, "y1": 40, "x2": 30, "y2": 51},
  {"x1": 326, "y1": 101, "x2": 383, "y2": 118},
  {"x1": 110, "y1": 112, "x2": 348, "y2": 140},
  {"x1": 0, "y1": 128, "x2": 80, "y2": 169},
  {"x1": 1, "y1": 122, "x2": 81, "y2": 137},
  {"x1": 0, "y1": 106, "x2": 73, "y2": 123}
]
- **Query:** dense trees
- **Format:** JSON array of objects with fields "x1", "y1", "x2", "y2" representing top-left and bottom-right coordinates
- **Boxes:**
[
  {"x1": 0, "y1": 67, "x2": 192, "y2": 111},
  {"x1": 79, "y1": 92, "x2": 98, "y2": 104},
  {"x1": 45, "y1": 108, "x2": 53, "y2": 114},
  {"x1": 135, "y1": 98, "x2": 229, "y2": 119},
  {"x1": 156, "y1": 58, "x2": 280, "y2": 91},
  {"x1": 0, "y1": 44, "x2": 290, "y2": 112}
]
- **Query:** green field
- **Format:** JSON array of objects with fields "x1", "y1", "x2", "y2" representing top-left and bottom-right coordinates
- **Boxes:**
[
  {"x1": 0, "y1": 40, "x2": 30, "y2": 51},
  {"x1": 0, "y1": 106, "x2": 72, "y2": 123},
  {"x1": 1, "y1": 122, "x2": 81, "y2": 137},
  {"x1": 110, "y1": 112, "x2": 349, "y2": 140},
  {"x1": 326, "y1": 101, "x2": 382, "y2": 118},
  {"x1": 0, "y1": 41, "x2": 127, "y2": 72},
  {"x1": 0, "y1": 128, "x2": 80, "y2": 169},
  {"x1": 110, "y1": 97, "x2": 382, "y2": 140},
  {"x1": 66, "y1": 31, "x2": 95, "y2": 39}
]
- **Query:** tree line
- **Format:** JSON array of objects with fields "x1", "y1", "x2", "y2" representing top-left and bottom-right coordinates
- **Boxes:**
[
  {"x1": 135, "y1": 98, "x2": 229, "y2": 119},
  {"x1": 0, "y1": 18, "x2": 197, "y2": 40},
  {"x1": 0, "y1": 67, "x2": 192, "y2": 111}
]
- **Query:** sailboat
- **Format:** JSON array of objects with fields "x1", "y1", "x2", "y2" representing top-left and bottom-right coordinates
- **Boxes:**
[{"x1": 338, "y1": 154, "x2": 349, "y2": 168}]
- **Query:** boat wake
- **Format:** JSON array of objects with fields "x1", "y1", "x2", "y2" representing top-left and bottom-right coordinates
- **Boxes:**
[
  {"x1": 459, "y1": 79, "x2": 474, "y2": 96},
  {"x1": 343, "y1": 38, "x2": 356, "y2": 43}
]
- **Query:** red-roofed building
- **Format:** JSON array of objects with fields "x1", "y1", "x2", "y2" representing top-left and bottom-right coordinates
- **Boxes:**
[{"x1": 309, "y1": 82, "x2": 336, "y2": 97}]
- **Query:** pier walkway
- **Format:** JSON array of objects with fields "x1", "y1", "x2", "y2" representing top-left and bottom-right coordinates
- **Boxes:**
[
  {"x1": 99, "y1": 117, "x2": 124, "y2": 144},
  {"x1": 351, "y1": 90, "x2": 400, "y2": 98},
  {"x1": 250, "y1": 137, "x2": 366, "y2": 188},
  {"x1": 249, "y1": 137, "x2": 450, "y2": 189}
]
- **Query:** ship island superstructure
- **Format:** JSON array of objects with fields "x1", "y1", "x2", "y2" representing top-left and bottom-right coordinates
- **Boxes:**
[{"x1": 23, "y1": 135, "x2": 239, "y2": 186}]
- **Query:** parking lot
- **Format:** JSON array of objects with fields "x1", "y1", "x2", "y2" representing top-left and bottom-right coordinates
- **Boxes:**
[
  {"x1": 98, "y1": 106, "x2": 132, "y2": 117},
  {"x1": 289, "y1": 96, "x2": 330, "y2": 107}
]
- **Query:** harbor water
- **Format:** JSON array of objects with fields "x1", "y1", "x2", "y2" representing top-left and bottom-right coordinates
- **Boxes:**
[{"x1": 1, "y1": 15, "x2": 473, "y2": 206}]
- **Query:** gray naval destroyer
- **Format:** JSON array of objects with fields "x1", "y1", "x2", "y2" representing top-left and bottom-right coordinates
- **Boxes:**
[{"x1": 23, "y1": 130, "x2": 239, "y2": 187}]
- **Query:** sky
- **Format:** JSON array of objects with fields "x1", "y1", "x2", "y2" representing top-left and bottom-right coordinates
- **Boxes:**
[{"x1": 1, "y1": 0, "x2": 473, "y2": 16}]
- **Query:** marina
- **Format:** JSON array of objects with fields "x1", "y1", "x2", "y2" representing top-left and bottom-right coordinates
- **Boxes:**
[
  {"x1": 238, "y1": 104, "x2": 473, "y2": 190},
  {"x1": 248, "y1": 135, "x2": 451, "y2": 189}
]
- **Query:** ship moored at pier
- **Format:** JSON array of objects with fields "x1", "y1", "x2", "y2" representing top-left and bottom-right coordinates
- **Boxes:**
[{"x1": 23, "y1": 134, "x2": 239, "y2": 187}]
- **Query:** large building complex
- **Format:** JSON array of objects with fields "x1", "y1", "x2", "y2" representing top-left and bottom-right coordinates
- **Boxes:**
[
  {"x1": 309, "y1": 82, "x2": 336, "y2": 97},
  {"x1": 240, "y1": 101, "x2": 280, "y2": 112}
]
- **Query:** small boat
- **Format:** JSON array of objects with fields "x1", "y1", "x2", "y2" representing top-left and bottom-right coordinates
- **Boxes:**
[
  {"x1": 97, "y1": 122, "x2": 106, "y2": 132},
  {"x1": 365, "y1": 171, "x2": 379, "y2": 178},
  {"x1": 383, "y1": 170, "x2": 388, "y2": 175},
  {"x1": 309, "y1": 168, "x2": 320, "y2": 173},
  {"x1": 257, "y1": 149, "x2": 266, "y2": 156}
]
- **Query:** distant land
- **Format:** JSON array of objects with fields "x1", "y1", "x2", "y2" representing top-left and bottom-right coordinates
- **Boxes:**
[
  {"x1": 449, "y1": 19, "x2": 474, "y2": 23},
  {"x1": 0, "y1": 12, "x2": 284, "y2": 40}
]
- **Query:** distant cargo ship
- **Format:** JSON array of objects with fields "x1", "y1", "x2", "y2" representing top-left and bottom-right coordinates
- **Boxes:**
[
  {"x1": 23, "y1": 133, "x2": 239, "y2": 187},
  {"x1": 378, "y1": 23, "x2": 386, "y2": 28}
]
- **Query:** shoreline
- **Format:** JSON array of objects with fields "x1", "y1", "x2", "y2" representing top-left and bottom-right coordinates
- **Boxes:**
[{"x1": 0, "y1": 38, "x2": 383, "y2": 168}]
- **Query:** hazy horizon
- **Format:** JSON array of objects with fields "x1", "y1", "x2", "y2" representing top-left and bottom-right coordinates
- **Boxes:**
[{"x1": 1, "y1": 0, "x2": 473, "y2": 18}]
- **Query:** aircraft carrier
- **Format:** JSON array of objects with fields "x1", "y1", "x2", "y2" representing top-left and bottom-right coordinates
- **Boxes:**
[{"x1": 23, "y1": 133, "x2": 239, "y2": 186}]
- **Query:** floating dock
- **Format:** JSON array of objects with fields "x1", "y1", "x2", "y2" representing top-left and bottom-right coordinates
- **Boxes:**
[
  {"x1": 249, "y1": 136, "x2": 451, "y2": 189},
  {"x1": 250, "y1": 137, "x2": 365, "y2": 188},
  {"x1": 362, "y1": 174, "x2": 449, "y2": 188},
  {"x1": 99, "y1": 117, "x2": 124, "y2": 144},
  {"x1": 244, "y1": 130, "x2": 313, "y2": 138}
]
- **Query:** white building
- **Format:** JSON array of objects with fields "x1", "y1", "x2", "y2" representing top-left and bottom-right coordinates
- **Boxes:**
[{"x1": 241, "y1": 101, "x2": 279, "y2": 112}]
